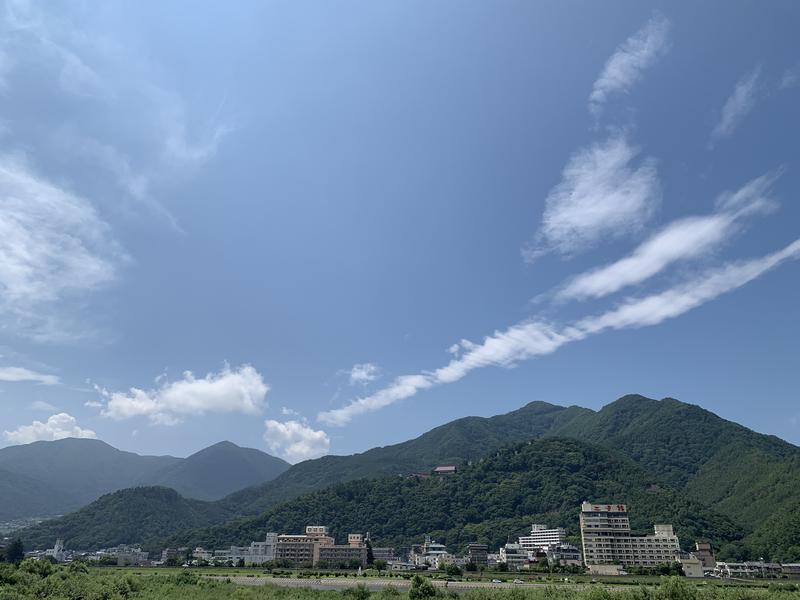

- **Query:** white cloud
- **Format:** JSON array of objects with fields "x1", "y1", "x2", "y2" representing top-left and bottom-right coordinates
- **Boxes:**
[
  {"x1": 281, "y1": 406, "x2": 302, "y2": 418},
  {"x1": 3, "y1": 413, "x2": 96, "y2": 445},
  {"x1": 523, "y1": 135, "x2": 661, "y2": 262},
  {"x1": 779, "y1": 65, "x2": 799, "y2": 90},
  {"x1": 264, "y1": 419, "x2": 330, "y2": 463},
  {"x1": 589, "y1": 13, "x2": 671, "y2": 116},
  {"x1": 318, "y1": 374, "x2": 433, "y2": 426},
  {"x1": 30, "y1": 400, "x2": 57, "y2": 411},
  {"x1": 0, "y1": 155, "x2": 124, "y2": 340},
  {"x1": 348, "y1": 362, "x2": 381, "y2": 386},
  {"x1": 320, "y1": 239, "x2": 800, "y2": 426},
  {"x1": 0, "y1": 366, "x2": 59, "y2": 385},
  {"x1": 555, "y1": 170, "x2": 780, "y2": 301},
  {"x1": 710, "y1": 68, "x2": 761, "y2": 144},
  {"x1": 95, "y1": 364, "x2": 268, "y2": 425}
]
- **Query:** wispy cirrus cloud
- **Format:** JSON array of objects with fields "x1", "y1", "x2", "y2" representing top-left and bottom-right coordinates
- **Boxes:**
[
  {"x1": 3, "y1": 412, "x2": 96, "y2": 445},
  {"x1": 0, "y1": 155, "x2": 125, "y2": 341},
  {"x1": 555, "y1": 170, "x2": 780, "y2": 302},
  {"x1": 589, "y1": 13, "x2": 671, "y2": 116},
  {"x1": 0, "y1": 366, "x2": 59, "y2": 385},
  {"x1": 319, "y1": 239, "x2": 800, "y2": 426},
  {"x1": 522, "y1": 134, "x2": 661, "y2": 262},
  {"x1": 710, "y1": 67, "x2": 762, "y2": 145},
  {"x1": 264, "y1": 419, "x2": 330, "y2": 463},
  {"x1": 93, "y1": 364, "x2": 268, "y2": 425}
]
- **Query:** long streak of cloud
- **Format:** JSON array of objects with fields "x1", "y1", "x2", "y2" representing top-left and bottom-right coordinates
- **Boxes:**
[{"x1": 319, "y1": 239, "x2": 800, "y2": 426}]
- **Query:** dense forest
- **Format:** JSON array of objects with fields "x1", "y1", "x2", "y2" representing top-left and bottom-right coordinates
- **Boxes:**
[{"x1": 163, "y1": 438, "x2": 743, "y2": 554}]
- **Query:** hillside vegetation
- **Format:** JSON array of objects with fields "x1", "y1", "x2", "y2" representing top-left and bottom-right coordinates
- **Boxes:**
[
  {"x1": 167, "y1": 437, "x2": 743, "y2": 553},
  {"x1": 18, "y1": 487, "x2": 233, "y2": 551}
]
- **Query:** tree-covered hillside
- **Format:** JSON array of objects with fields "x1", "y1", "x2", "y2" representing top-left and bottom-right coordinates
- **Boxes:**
[
  {"x1": 220, "y1": 401, "x2": 591, "y2": 516},
  {"x1": 167, "y1": 437, "x2": 743, "y2": 553},
  {"x1": 18, "y1": 487, "x2": 234, "y2": 552}
]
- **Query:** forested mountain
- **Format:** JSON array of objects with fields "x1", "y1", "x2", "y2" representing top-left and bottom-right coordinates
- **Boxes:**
[
  {"x1": 141, "y1": 441, "x2": 289, "y2": 501},
  {"x1": 0, "y1": 439, "x2": 288, "y2": 520},
  {"x1": 0, "y1": 439, "x2": 179, "y2": 518},
  {"x1": 0, "y1": 469, "x2": 77, "y2": 521},
  {"x1": 18, "y1": 487, "x2": 233, "y2": 551},
  {"x1": 12, "y1": 394, "x2": 800, "y2": 561},
  {"x1": 166, "y1": 437, "x2": 743, "y2": 553},
  {"x1": 220, "y1": 401, "x2": 591, "y2": 515}
]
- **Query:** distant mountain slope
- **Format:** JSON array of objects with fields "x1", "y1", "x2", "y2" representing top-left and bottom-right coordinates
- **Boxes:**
[
  {"x1": 551, "y1": 395, "x2": 800, "y2": 538},
  {"x1": 167, "y1": 437, "x2": 743, "y2": 553},
  {"x1": 18, "y1": 486, "x2": 233, "y2": 552},
  {"x1": 0, "y1": 439, "x2": 288, "y2": 520},
  {"x1": 0, "y1": 468, "x2": 79, "y2": 521},
  {"x1": 141, "y1": 441, "x2": 290, "y2": 501},
  {"x1": 222, "y1": 401, "x2": 591, "y2": 515},
  {"x1": 0, "y1": 439, "x2": 179, "y2": 517}
]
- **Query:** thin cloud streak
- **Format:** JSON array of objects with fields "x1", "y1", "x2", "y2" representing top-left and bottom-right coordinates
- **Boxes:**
[
  {"x1": 710, "y1": 68, "x2": 761, "y2": 145},
  {"x1": 0, "y1": 366, "x2": 59, "y2": 385},
  {"x1": 589, "y1": 13, "x2": 671, "y2": 116},
  {"x1": 319, "y1": 239, "x2": 800, "y2": 426},
  {"x1": 555, "y1": 170, "x2": 780, "y2": 302}
]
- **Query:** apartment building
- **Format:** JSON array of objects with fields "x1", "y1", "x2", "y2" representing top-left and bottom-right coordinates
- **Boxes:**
[
  {"x1": 518, "y1": 524, "x2": 567, "y2": 550},
  {"x1": 275, "y1": 526, "x2": 368, "y2": 566},
  {"x1": 467, "y1": 543, "x2": 488, "y2": 566},
  {"x1": 499, "y1": 543, "x2": 528, "y2": 571},
  {"x1": 579, "y1": 502, "x2": 680, "y2": 568}
]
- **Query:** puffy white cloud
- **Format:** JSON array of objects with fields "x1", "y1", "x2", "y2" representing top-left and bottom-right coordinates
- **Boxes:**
[
  {"x1": 555, "y1": 170, "x2": 780, "y2": 301},
  {"x1": 95, "y1": 364, "x2": 268, "y2": 425},
  {"x1": 0, "y1": 155, "x2": 124, "y2": 340},
  {"x1": 320, "y1": 239, "x2": 800, "y2": 426},
  {"x1": 523, "y1": 135, "x2": 661, "y2": 262},
  {"x1": 264, "y1": 419, "x2": 330, "y2": 463},
  {"x1": 3, "y1": 413, "x2": 96, "y2": 445},
  {"x1": 348, "y1": 362, "x2": 380, "y2": 386},
  {"x1": 710, "y1": 68, "x2": 761, "y2": 144},
  {"x1": 589, "y1": 13, "x2": 671, "y2": 116},
  {"x1": 0, "y1": 366, "x2": 59, "y2": 385}
]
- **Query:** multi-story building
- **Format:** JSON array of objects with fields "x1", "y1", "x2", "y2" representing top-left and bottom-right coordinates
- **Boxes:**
[
  {"x1": 410, "y1": 536, "x2": 450, "y2": 568},
  {"x1": 467, "y1": 543, "x2": 488, "y2": 566},
  {"x1": 318, "y1": 544, "x2": 368, "y2": 567},
  {"x1": 579, "y1": 502, "x2": 680, "y2": 568},
  {"x1": 500, "y1": 543, "x2": 528, "y2": 571},
  {"x1": 371, "y1": 547, "x2": 398, "y2": 563},
  {"x1": 693, "y1": 542, "x2": 716, "y2": 569},
  {"x1": 545, "y1": 544, "x2": 582, "y2": 566},
  {"x1": 518, "y1": 525, "x2": 567, "y2": 550}
]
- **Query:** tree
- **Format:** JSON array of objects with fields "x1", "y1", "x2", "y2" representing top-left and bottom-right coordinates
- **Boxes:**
[
  {"x1": 465, "y1": 562, "x2": 477, "y2": 572},
  {"x1": 5, "y1": 539, "x2": 23, "y2": 564},
  {"x1": 366, "y1": 539, "x2": 375, "y2": 565},
  {"x1": 374, "y1": 559, "x2": 387, "y2": 573},
  {"x1": 409, "y1": 575, "x2": 437, "y2": 600},
  {"x1": 445, "y1": 563, "x2": 461, "y2": 577}
]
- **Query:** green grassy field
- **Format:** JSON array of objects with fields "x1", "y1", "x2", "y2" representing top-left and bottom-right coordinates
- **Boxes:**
[{"x1": 3, "y1": 561, "x2": 800, "y2": 600}]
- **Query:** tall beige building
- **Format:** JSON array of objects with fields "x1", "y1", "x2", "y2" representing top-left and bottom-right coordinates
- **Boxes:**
[{"x1": 579, "y1": 502, "x2": 681, "y2": 567}]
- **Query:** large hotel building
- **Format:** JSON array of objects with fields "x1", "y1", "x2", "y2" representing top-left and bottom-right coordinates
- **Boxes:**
[{"x1": 579, "y1": 502, "x2": 681, "y2": 567}]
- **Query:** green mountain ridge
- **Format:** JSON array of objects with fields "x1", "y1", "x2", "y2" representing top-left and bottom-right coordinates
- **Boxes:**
[
  {"x1": 13, "y1": 394, "x2": 800, "y2": 561},
  {"x1": 0, "y1": 439, "x2": 290, "y2": 520},
  {"x1": 16, "y1": 487, "x2": 233, "y2": 551}
]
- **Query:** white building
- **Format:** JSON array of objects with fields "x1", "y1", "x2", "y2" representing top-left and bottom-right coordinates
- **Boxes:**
[
  {"x1": 580, "y1": 502, "x2": 681, "y2": 568},
  {"x1": 45, "y1": 539, "x2": 66, "y2": 563},
  {"x1": 228, "y1": 533, "x2": 278, "y2": 565},
  {"x1": 518, "y1": 524, "x2": 566, "y2": 550}
]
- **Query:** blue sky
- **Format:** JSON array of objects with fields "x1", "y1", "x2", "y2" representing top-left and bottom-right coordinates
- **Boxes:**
[{"x1": 1, "y1": 1, "x2": 798, "y2": 462}]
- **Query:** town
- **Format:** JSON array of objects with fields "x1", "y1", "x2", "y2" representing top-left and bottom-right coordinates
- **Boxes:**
[{"x1": 12, "y1": 501, "x2": 800, "y2": 580}]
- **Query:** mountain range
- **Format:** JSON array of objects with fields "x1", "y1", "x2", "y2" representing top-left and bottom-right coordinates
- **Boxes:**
[
  {"x1": 9, "y1": 394, "x2": 800, "y2": 561},
  {"x1": 0, "y1": 439, "x2": 289, "y2": 520}
]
